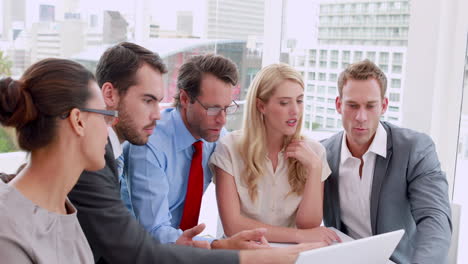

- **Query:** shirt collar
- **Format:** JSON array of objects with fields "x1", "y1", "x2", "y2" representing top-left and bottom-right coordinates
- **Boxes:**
[
  {"x1": 108, "y1": 127, "x2": 123, "y2": 159},
  {"x1": 171, "y1": 108, "x2": 199, "y2": 151},
  {"x1": 340, "y1": 122, "x2": 387, "y2": 165},
  {"x1": 368, "y1": 122, "x2": 387, "y2": 158}
]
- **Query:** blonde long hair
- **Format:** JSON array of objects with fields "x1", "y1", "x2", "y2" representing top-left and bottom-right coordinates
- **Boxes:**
[{"x1": 239, "y1": 63, "x2": 307, "y2": 202}]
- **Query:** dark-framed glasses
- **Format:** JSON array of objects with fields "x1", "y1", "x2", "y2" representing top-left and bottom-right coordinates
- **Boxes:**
[
  {"x1": 61, "y1": 108, "x2": 119, "y2": 125},
  {"x1": 195, "y1": 98, "x2": 239, "y2": 116}
]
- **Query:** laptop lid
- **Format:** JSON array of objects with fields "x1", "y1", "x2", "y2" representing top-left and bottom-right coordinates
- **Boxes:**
[{"x1": 296, "y1": 229, "x2": 404, "y2": 264}]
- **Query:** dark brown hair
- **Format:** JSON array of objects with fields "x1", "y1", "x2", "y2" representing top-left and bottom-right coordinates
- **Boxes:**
[
  {"x1": 337, "y1": 59, "x2": 387, "y2": 98},
  {"x1": 0, "y1": 58, "x2": 95, "y2": 151},
  {"x1": 96, "y1": 42, "x2": 167, "y2": 95},
  {"x1": 173, "y1": 54, "x2": 238, "y2": 107}
]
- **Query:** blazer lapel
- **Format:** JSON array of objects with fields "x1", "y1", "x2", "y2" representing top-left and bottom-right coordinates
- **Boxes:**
[
  {"x1": 324, "y1": 132, "x2": 344, "y2": 230},
  {"x1": 105, "y1": 140, "x2": 119, "y2": 181},
  {"x1": 370, "y1": 123, "x2": 393, "y2": 235}
]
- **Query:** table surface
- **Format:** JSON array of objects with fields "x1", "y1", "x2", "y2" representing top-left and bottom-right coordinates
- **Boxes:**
[{"x1": 270, "y1": 227, "x2": 396, "y2": 264}]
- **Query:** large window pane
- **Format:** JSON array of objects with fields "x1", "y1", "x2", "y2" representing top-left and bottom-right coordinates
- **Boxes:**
[{"x1": 282, "y1": 0, "x2": 409, "y2": 139}]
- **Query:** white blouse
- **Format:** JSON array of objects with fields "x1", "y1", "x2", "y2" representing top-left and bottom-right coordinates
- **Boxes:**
[{"x1": 210, "y1": 130, "x2": 331, "y2": 227}]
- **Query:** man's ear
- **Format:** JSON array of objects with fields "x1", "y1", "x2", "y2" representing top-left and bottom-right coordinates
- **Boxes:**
[
  {"x1": 68, "y1": 108, "x2": 85, "y2": 137},
  {"x1": 256, "y1": 98, "x2": 265, "y2": 114},
  {"x1": 101, "y1": 82, "x2": 120, "y2": 110},
  {"x1": 381, "y1": 97, "x2": 389, "y2": 115},
  {"x1": 180, "y1": 89, "x2": 191, "y2": 108},
  {"x1": 335, "y1": 96, "x2": 342, "y2": 114}
]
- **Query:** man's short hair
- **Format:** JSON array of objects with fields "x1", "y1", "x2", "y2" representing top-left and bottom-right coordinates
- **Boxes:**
[
  {"x1": 96, "y1": 42, "x2": 167, "y2": 95},
  {"x1": 173, "y1": 54, "x2": 238, "y2": 107},
  {"x1": 337, "y1": 59, "x2": 387, "y2": 98}
]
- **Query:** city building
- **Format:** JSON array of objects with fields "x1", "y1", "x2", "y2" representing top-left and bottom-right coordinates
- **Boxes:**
[
  {"x1": 177, "y1": 11, "x2": 193, "y2": 37},
  {"x1": 318, "y1": 0, "x2": 410, "y2": 46},
  {"x1": 205, "y1": 0, "x2": 264, "y2": 40},
  {"x1": 292, "y1": 45, "x2": 406, "y2": 132}
]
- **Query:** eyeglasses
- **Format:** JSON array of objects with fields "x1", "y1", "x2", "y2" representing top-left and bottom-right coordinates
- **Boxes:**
[
  {"x1": 194, "y1": 98, "x2": 239, "y2": 116},
  {"x1": 61, "y1": 108, "x2": 119, "y2": 125}
]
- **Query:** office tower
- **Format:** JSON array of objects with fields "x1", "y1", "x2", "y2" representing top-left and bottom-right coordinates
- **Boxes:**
[
  {"x1": 291, "y1": 0, "x2": 411, "y2": 133},
  {"x1": 103, "y1": 10, "x2": 128, "y2": 44},
  {"x1": 292, "y1": 45, "x2": 406, "y2": 131},
  {"x1": 177, "y1": 11, "x2": 193, "y2": 37},
  {"x1": 1, "y1": 0, "x2": 26, "y2": 41},
  {"x1": 318, "y1": 0, "x2": 410, "y2": 46},
  {"x1": 205, "y1": 0, "x2": 264, "y2": 40}
]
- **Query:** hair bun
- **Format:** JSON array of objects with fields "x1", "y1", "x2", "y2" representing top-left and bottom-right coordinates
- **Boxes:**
[{"x1": 0, "y1": 77, "x2": 38, "y2": 128}]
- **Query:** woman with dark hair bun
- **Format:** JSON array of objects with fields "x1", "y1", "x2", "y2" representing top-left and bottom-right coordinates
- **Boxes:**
[{"x1": 0, "y1": 58, "x2": 117, "y2": 263}]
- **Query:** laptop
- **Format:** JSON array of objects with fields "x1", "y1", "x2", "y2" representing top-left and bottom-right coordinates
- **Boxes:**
[{"x1": 295, "y1": 229, "x2": 404, "y2": 264}]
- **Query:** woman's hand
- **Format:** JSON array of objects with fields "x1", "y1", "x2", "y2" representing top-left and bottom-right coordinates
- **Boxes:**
[
  {"x1": 284, "y1": 139, "x2": 322, "y2": 172},
  {"x1": 294, "y1": 226, "x2": 342, "y2": 245}
]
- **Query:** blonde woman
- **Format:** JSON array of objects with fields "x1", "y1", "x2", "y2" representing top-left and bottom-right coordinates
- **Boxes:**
[{"x1": 210, "y1": 63, "x2": 340, "y2": 244}]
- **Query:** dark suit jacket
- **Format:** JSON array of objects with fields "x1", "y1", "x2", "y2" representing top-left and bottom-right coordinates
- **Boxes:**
[
  {"x1": 69, "y1": 142, "x2": 239, "y2": 264},
  {"x1": 321, "y1": 122, "x2": 452, "y2": 264}
]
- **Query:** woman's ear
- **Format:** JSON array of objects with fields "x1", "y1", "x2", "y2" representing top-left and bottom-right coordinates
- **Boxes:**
[
  {"x1": 101, "y1": 82, "x2": 120, "y2": 109},
  {"x1": 256, "y1": 98, "x2": 265, "y2": 114},
  {"x1": 68, "y1": 108, "x2": 86, "y2": 137}
]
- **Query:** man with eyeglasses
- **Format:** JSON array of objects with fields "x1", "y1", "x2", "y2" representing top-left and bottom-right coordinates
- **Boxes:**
[{"x1": 124, "y1": 54, "x2": 243, "y2": 246}]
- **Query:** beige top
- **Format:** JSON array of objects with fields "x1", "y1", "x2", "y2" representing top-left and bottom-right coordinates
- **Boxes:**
[
  {"x1": 210, "y1": 130, "x2": 331, "y2": 227},
  {"x1": 0, "y1": 180, "x2": 93, "y2": 264}
]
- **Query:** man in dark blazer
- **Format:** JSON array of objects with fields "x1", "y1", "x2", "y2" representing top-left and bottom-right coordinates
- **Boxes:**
[
  {"x1": 321, "y1": 60, "x2": 452, "y2": 264},
  {"x1": 68, "y1": 42, "x2": 322, "y2": 264}
]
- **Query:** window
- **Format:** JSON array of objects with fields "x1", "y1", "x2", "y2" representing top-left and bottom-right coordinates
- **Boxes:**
[
  {"x1": 296, "y1": 56, "x2": 305, "y2": 67},
  {"x1": 379, "y1": 64, "x2": 388, "y2": 72},
  {"x1": 393, "y1": 52, "x2": 403, "y2": 64},
  {"x1": 326, "y1": 118, "x2": 335, "y2": 128},
  {"x1": 379, "y1": 52, "x2": 389, "y2": 64},
  {"x1": 328, "y1": 86, "x2": 337, "y2": 95},
  {"x1": 366, "y1": 52, "x2": 376, "y2": 61},
  {"x1": 318, "y1": 86, "x2": 326, "y2": 94},
  {"x1": 320, "y1": 50, "x2": 328, "y2": 60},
  {"x1": 353, "y1": 51, "x2": 363, "y2": 61},
  {"x1": 388, "y1": 106, "x2": 399, "y2": 112},
  {"x1": 316, "y1": 106, "x2": 325, "y2": 113},
  {"x1": 306, "y1": 84, "x2": 315, "y2": 92},
  {"x1": 315, "y1": 116, "x2": 324, "y2": 127},
  {"x1": 391, "y1": 79, "x2": 401, "y2": 88},
  {"x1": 342, "y1": 51, "x2": 351, "y2": 61},
  {"x1": 389, "y1": 93, "x2": 400, "y2": 102},
  {"x1": 392, "y1": 65, "x2": 402, "y2": 74},
  {"x1": 308, "y1": 72, "x2": 316, "y2": 80},
  {"x1": 329, "y1": 73, "x2": 337, "y2": 82},
  {"x1": 309, "y1": 49, "x2": 317, "y2": 67},
  {"x1": 331, "y1": 50, "x2": 339, "y2": 60},
  {"x1": 319, "y1": 72, "x2": 326, "y2": 81}
]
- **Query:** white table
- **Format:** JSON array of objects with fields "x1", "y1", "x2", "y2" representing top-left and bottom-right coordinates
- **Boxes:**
[{"x1": 270, "y1": 227, "x2": 396, "y2": 264}]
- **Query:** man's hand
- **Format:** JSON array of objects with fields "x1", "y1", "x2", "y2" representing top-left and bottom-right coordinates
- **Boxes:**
[
  {"x1": 239, "y1": 242, "x2": 328, "y2": 264},
  {"x1": 212, "y1": 228, "x2": 270, "y2": 250},
  {"x1": 175, "y1": 223, "x2": 211, "y2": 249}
]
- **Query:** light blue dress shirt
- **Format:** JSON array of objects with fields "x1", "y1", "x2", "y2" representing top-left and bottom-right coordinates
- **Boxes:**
[{"x1": 124, "y1": 108, "x2": 224, "y2": 244}]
